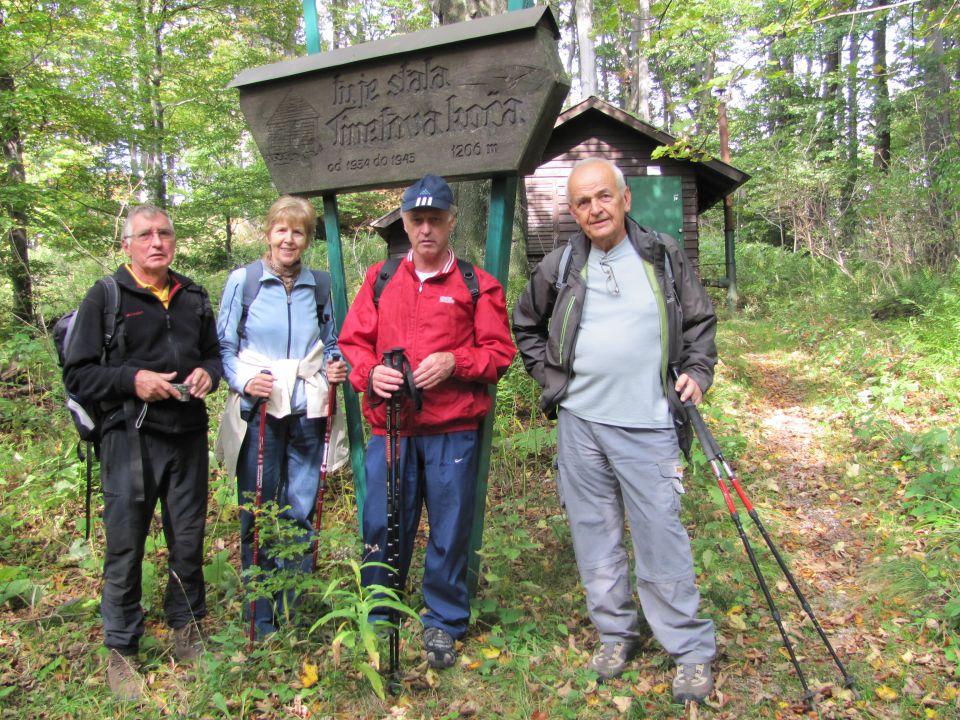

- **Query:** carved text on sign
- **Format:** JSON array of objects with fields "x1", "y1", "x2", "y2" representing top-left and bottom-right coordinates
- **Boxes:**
[{"x1": 324, "y1": 94, "x2": 523, "y2": 149}]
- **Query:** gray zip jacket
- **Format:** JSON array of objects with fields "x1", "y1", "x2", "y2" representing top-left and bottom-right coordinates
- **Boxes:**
[{"x1": 512, "y1": 216, "x2": 717, "y2": 457}]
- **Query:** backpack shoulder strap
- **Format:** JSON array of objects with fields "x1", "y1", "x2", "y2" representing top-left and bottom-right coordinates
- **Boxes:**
[
  {"x1": 373, "y1": 256, "x2": 403, "y2": 309},
  {"x1": 373, "y1": 256, "x2": 480, "y2": 309},
  {"x1": 554, "y1": 243, "x2": 574, "y2": 290},
  {"x1": 99, "y1": 275, "x2": 122, "y2": 363},
  {"x1": 238, "y1": 260, "x2": 263, "y2": 341},
  {"x1": 311, "y1": 269, "x2": 331, "y2": 322},
  {"x1": 455, "y1": 259, "x2": 480, "y2": 308},
  {"x1": 655, "y1": 231, "x2": 678, "y2": 299}
]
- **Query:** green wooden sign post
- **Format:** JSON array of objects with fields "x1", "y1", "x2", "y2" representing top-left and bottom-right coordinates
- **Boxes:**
[{"x1": 302, "y1": 2, "x2": 369, "y2": 519}]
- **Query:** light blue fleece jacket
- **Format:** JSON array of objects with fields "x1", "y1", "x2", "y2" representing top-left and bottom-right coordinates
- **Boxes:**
[{"x1": 217, "y1": 262, "x2": 339, "y2": 415}]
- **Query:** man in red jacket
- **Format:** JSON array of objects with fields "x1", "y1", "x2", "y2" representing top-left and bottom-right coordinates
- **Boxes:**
[{"x1": 339, "y1": 174, "x2": 515, "y2": 669}]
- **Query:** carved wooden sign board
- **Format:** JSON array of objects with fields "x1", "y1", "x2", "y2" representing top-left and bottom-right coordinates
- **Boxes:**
[{"x1": 229, "y1": 6, "x2": 570, "y2": 195}]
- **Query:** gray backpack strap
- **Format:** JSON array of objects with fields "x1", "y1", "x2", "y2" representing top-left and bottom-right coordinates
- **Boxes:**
[
  {"x1": 554, "y1": 243, "x2": 574, "y2": 290},
  {"x1": 237, "y1": 260, "x2": 263, "y2": 341},
  {"x1": 310, "y1": 269, "x2": 331, "y2": 322},
  {"x1": 656, "y1": 231, "x2": 679, "y2": 300}
]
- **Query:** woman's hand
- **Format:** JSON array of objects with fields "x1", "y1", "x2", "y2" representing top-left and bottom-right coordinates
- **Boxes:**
[
  {"x1": 244, "y1": 371, "x2": 275, "y2": 399},
  {"x1": 326, "y1": 359, "x2": 348, "y2": 384}
]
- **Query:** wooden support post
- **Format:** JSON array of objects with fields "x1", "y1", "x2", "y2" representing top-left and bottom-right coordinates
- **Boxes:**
[
  {"x1": 302, "y1": 1, "x2": 321, "y2": 54},
  {"x1": 467, "y1": 175, "x2": 518, "y2": 596},
  {"x1": 323, "y1": 194, "x2": 368, "y2": 522}
]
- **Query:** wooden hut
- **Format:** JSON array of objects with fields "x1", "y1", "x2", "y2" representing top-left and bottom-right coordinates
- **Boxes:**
[
  {"x1": 524, "y1": 96, "x2": 749, "y2": 272},
  {"x1": 370, "y1": 96, "x2": 749, "y2": 271}
]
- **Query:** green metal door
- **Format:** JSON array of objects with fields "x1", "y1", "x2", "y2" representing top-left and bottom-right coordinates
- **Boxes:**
[{"x1": 627, "y1": 175, "x2": 683, "y2": 240}]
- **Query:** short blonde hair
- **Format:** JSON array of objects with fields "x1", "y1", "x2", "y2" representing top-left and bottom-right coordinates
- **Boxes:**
[{"x1": 265, "y1": 196, "x2": 316, "y2": 243}]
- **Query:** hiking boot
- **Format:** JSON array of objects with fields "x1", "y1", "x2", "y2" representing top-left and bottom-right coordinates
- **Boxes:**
[
  {"x1": 588, "y1": 641, "x2": 637, "y2": 680},
  {"x1": 672, "y1": 662, "x2": 713, "y2": 704},
  {"x1": 106, "y1": 649, "x2": 142, "y2": 702},
  {"x1": 173, "y1": 622, "x2": 203, "y2": 662},
  {"x1": 423, "y1": 627, "x2": 456, "y2": 669}
]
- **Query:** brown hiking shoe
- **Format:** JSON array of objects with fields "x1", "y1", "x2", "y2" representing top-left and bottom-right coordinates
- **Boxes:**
[
  {"x1": 107, "y1": 649, "x2": 142, "y2": 701},
  {"x1": 173, "y1": 622, "x2": 203, "y2": 662}
]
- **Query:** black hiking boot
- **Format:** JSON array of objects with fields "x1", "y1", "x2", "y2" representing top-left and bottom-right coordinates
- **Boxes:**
[{"x1": 423, "y1": 627, "x2": 456, "y2": 669}]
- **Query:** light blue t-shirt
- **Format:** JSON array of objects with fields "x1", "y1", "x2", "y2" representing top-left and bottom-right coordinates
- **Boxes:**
[{"x1": 561, "y1": 239, "x2": 671, "y2": 428}]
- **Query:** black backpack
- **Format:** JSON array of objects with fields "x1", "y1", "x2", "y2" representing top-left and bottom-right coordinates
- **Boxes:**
[
  {"x1": 372, "y1": 256, "x2": 480, "y2": 309},
  {"x1": 52, "y1": 276, "x2": 123, "y2": 540}
]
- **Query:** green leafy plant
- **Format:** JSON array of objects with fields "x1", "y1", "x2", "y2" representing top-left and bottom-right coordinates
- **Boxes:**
[{"x1": 309, "y1": 558, "x2": 418, "y2": 699}]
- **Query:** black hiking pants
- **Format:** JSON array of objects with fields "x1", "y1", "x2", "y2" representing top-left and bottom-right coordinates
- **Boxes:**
[{"x1": 100, "y1": 427, "x2": 208, "y2": 653}]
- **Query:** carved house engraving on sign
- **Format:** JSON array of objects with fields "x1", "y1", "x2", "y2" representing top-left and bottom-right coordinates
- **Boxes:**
[{"x1": 267, "y1": 93, "x2": 322, "y2": 165}]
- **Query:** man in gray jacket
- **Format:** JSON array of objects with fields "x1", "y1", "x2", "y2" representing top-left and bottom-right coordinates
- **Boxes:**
[{"x1": 512, "y1": 158, "x2": 718, "y2": 704}]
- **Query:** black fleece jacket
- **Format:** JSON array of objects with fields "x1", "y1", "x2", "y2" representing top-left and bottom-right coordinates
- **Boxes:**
[{"x1": 63, "y1": 265, "x2": 222, "y2": 435}]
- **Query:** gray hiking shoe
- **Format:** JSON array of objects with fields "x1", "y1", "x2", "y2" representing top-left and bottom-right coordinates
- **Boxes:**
[
  {"x1": 173, "y1": 622, "x2": 203, "y2": 662},
  {"x1": 423, "y1": 627, "x2": 456, "y2": 669},
  {"x1": 588, "y1": 641, "x2": 637, "y2": 680},
  {"x1": 107, "y1": 649, "x2": 142, "y2": 702},
  {"x1": 672, "y1": 662, "x2": 713, "y2": 704}
]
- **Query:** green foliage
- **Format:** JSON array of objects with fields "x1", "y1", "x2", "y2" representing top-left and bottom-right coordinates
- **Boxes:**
[
  {"x1": 895, "y1": 428, "x2": 960, "y2": 520},
  {"x1": 309, "y1": 559, "x2": 419, "y2": 700},
  {"x1": 910, "y1": 265, "x2": 960, "y2": 365}
]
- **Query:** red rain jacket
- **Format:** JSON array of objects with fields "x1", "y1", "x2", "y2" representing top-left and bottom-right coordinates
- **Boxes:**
[{"x1": 339, "y1": 251, "x2": 515, "y2": 435}]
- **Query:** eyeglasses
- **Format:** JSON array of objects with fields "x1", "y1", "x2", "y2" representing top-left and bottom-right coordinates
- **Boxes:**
[
  {"x1": 125, "y1": 227, "x2": 174, "y2": 243},
  {"x1": 598, "y1": 259, "x2": 620, "y2": 295}
]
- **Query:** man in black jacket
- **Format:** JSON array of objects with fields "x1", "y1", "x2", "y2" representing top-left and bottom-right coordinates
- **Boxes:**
[
  {"x1": 64, "y1": 206, "x2": 222, "y2": 701},
  {"x1": 513, "y1": 159, "x2": 718, "y2": 704}
]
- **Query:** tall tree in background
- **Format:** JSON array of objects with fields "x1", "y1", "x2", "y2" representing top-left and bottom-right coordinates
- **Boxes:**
[
  {"x1": 871, "y1": 0, "x2": 891, "y2": 171},
  {"x1": 916, "y1": 0, "x2": 957, "y2": 264},
  {"x1": 574, "y1": 0, "x2": 597, "y2": 97},
  {"x1": 1, "y1": 69, "x2": 31, "y2": 325},
  {"x1": 634, "y1": 0, "x2": 652, "y2": 121}
]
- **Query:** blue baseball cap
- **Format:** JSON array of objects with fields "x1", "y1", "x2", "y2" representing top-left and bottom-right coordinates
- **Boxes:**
[{"x1": 401, "y1": 174, "x2": 453, "y2": 212}]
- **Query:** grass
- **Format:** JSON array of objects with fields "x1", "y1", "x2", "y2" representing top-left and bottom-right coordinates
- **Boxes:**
[{"x1": 2, "y1": 237, "x2": 960, "y2": 717}]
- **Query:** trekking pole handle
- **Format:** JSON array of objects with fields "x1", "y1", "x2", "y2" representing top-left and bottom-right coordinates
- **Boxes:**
[{"x1": 670, "y1": 367, "x2": 722, "y2": 461}]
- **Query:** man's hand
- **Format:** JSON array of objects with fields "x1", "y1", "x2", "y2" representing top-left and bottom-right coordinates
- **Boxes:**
[
  {"x1": 413, "y1": 352, "x2": 455, "y2": 390},
  {"x1": 184, "y1": 368, "x2": 213, "y2": 399},
  {"x1": 370, "y1": 364, "x2": 404, "y2": 399},
  {"x1": 326, "y1": 359, "x2": 348, "y2": 384},
  {"x1": 243, "y1": 372, "x2": 275, "y2": 399},
  {"x1": 134, "y1": 370, "x2": 177, "y2": 402},
  {"x1": 675, "y1": 373, "x2": 703, "y2": 405}
]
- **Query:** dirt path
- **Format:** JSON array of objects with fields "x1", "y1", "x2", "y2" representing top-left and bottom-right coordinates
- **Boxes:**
[{"x1": 709, "y1": 349, "x2": 957, "y2": 718}]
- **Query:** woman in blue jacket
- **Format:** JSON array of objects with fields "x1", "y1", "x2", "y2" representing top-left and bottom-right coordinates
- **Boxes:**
[{"x1": 217, "y1": 195, "x2": 347, "y2": 637}]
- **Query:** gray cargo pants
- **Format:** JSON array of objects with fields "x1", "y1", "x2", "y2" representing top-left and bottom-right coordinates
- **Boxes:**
[{"x1": 556, "y1": 409, "x2": 715, "y2": 664}]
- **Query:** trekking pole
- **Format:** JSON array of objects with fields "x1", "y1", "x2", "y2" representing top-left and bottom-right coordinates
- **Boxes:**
[
  {"x1": 312, "y1": 353, "x2": 341, "y2": 571},
  {"x1": 382, "y1": 348, "x2": 406, "y2": 691},
  {"x1": 81, "y1": 441, "x2": 93, "y2": 541},
  {"x1": 673, "y1": 369, "x2": 857, "y2": 704},
  {"x1": 249, "y1": 370, "x2": 271, "y2": 648}
]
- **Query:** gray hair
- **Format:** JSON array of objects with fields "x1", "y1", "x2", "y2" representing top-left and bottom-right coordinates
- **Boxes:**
[
  {"x1": 569, "y1": 158, "x2": 627, "y2": 192},
  {"x1": 122, "y1": 205, "x2": 173, "y2": 240},
  {"x1": 402, "y1": 203, "x2": 459, "y2": 219}
]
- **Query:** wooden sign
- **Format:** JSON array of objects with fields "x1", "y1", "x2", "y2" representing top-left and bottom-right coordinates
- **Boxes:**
[{"x1": 230, "y1": 6, "x2": 569, "y2": 195}]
